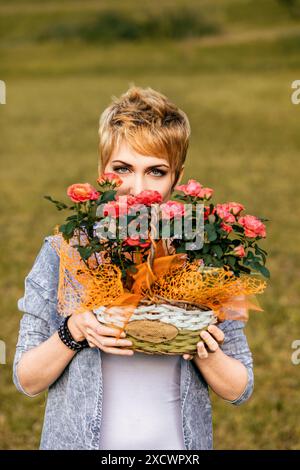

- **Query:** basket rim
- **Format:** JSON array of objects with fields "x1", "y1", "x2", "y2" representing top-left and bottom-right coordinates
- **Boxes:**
[{"x1": 102, "y1": 295, "x2": 214, "y2": 312}]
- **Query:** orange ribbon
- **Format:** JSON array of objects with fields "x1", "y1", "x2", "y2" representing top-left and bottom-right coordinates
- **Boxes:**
[
  {"x1": 213, "y1": 293, "x2": 264, "y2": 323},
  {"x1": 105, "y1": 240, "x2": 188, "y2": 338}
]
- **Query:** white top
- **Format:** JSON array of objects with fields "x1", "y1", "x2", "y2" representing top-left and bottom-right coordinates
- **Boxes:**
[{"x1": 99, "y1": 350, "x2": 186, "y2": 450}]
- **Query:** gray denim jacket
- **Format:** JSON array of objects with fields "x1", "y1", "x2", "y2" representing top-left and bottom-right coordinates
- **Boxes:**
[{"x1": 12, "y1": 235, "x2": 254, "y2": 450}]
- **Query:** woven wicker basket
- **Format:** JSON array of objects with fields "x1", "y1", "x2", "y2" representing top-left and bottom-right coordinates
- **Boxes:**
[{"x1": 94, "y1": 296, "x2": 218, "y2": 355}]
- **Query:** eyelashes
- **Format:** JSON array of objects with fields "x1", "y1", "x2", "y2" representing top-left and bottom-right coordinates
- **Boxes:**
[{"x1": 112, "y1": 166, "x2": 167, "y2": 177}]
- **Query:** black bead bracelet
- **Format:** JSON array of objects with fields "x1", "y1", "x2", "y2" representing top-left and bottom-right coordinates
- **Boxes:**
[{"x1": 58, "y1": 316, "x2": 90, "y2": 352}]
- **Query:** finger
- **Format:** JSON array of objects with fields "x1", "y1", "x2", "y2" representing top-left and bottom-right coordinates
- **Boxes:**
[
  {"x1": 88, "y1": 324, "x2": 126, "y2": 338},
  {"x1": 87, "y1": 331, "x2": 133, "y2": 349},
  {"x1": 86, "y1": 333, "x2": 134, "y2": 355},
  {"x1": 102, "y1": 347, "x2": 134, "y2": 356},
  {"x1": 183, "y1": 354, "x2": 193, "y2": 360},
  {"x1": 197, "y1": 341, "x2": 209, "y2": 359},
  {"x1": 82, "y1": 312, "x2": 126, "y2": 338},
  {"x1": 100, "y1": 336, "x2": 133, "y2": 348},
  {"x1": 97, "y1": 324, "x2": 126, "y2": 337},
  {"x1": 207, "y1": 325, "x2": 225, "y2": 343},
  {"x1": 200, "y1": 331, "x2": 219, "y2": 352}
]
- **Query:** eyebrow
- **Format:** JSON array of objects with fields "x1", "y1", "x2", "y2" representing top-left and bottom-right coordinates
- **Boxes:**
[{"x1": 111, "y1": 159, "x2": 170, "y2": 169}]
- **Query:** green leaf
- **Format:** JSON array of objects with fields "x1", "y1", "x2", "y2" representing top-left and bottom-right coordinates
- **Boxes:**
[
  {"x1": 236, "y1": 264, "x2": 251, "y2": 275},
  {"x1": 258, "y1": 265, "x2": 270, "y2": 278},
  {"x1": 211, "y1": 258, "x2": 223, "y2": 267},
  {"x1": 202, "y1": 243, "x2": 210, "y2": 254},
  {"x1": 252, "y1": 262, "x2": 270, "y2": 279},
  {"x1": 99, "y1": 190, "x2": 117, "y2": 203},
  {"x1": 170, "y1": 194, "x2": 187, "y2": 203},
  {"x1": 175, "y1": 245, "x2": 187, "y2": 253},
  {"x1": 202, "y1": 254, "x2": 214, "y2": 265},
  {"x1": 59, "y1": 220, "x2": 77, "y2": 237},
  {"x1": 44, "y1": 195, "x2": 68, "y2": 211},
  {"x1": 204, "y1": 224, "x2": 217, "y2": 241},
  {"x1": 254, "y1": 244, "x2": 267, "y2": 263},
  {"x1": 231, "y1": 238, "x2": 243, "y2": 247},
  {"x1": 226, "y1": 255, "x2": 237, "y2": 266},
  {"x1": 212, "y1": 244, "x2": 223, "y2": 259},
  {"x1": 76, "y1": 245, "x2": 93, "y2": 260},
  {"x1": 231, "y1": 223, "x2": 244, "y2": 232}
]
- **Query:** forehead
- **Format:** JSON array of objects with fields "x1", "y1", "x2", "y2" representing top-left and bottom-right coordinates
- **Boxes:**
[{"x1": 110, "y1": 140, "x2": 170, "y2": 167}]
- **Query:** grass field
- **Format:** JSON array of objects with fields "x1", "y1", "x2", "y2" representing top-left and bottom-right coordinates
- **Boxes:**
[{"x1": 1, "y1": 0, "x2": 300, "y2": 449}]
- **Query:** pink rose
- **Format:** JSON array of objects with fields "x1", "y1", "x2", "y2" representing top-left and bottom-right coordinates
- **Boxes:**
[
  {"x1": 233, "y1": 245, "x2": 246, "y2": 257},
  {"x1": 160, "y1": 201, "x2": 185, "y2": 219},
  {"x1": 97, "y1": 172, "x2": 123, "y2": 187},
  {"x1": 216, "y1": 204, "x2": 236, "y2": 223},
  {"x1": 116, "y1": 195, "x2": 137, "y2": 216},
  {"x1": 220, "y1": 222, "x2": 233, "y2": 233},
  {"x1": 116, "y1": 194, "x2": 137, "y2": 205},
  {"x1": 204, "y1": 205, "x2": 216, "y2": 221},
  {"x1": 175, "y1": 179, "x2": 203, "y2": 197},
  {"x1": 197, "y1": 187, "x2": 214, "y2": 200},
  {"x1": 238, "y1": 215, "x2": 266, "y2": 238},
  {"x1": 102, "y1": 195, "x2": 138, "y2": 217},
  {"x1": 67, "y1": 183, "x2": 99, "y2": 203},
  {"x1": 123, "y1": 235, "x2": 151, "y2": 248},
  {"x1": 139, "y1": 241, "x2": 151, "y2": 248},
  {"x1": 102, "y1": 201, "x2": 119, "y2": 217},
  {"x1": 134, "y1": 190, "x2": 162, "y2": 205},
  {"x1": 175, "y1": 179, "x2": 214, "y2": 200},
  {"x1": 226, "y1": 202, "x2": 245, "y2": 216}
]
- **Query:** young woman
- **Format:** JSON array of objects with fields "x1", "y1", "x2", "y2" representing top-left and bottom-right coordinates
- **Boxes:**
[{"x1": 13, "y1": 86, "x2": 254, "y2": 450}]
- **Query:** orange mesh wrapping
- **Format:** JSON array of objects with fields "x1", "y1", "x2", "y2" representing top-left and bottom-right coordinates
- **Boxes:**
[
  {"x1": 133, "y1": 261, "x2": 267, "y2": 321},
  {"x1": 49, "y1": 231, "x2": 125, "y2": 316}
]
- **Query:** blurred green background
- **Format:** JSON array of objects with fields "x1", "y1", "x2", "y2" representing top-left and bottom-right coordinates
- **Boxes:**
[{"x1": 1, "y1": 0, "x2": 300, "y2": 449}]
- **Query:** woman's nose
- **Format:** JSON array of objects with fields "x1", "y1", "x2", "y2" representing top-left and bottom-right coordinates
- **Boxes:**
[{"x1": 129, "y1": 176, "x2": 147, "y2": 196}]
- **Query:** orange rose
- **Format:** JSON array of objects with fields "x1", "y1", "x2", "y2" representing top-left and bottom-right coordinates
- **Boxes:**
[
  {"x1": 67, "y1": 183, "x2": 99, "y2": 203},
  {"x1": 97, "y1": 172, "x2": 123, "y2": 187}
]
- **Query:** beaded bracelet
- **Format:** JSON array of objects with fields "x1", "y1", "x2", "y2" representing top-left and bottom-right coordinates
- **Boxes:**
[{"x1": 58, "y1": 316, "x2": 90, "y2": 351}]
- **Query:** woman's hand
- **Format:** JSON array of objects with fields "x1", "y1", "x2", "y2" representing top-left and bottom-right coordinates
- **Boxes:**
[
  {"x1": 182, "y1": 324, "x2": 225, "y2": 361},
  {"x1": 67, "y1": 311, "x2": 134, "y2": 356}
]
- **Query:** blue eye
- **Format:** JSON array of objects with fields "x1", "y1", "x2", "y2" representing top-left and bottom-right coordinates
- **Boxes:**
[
  {"x1": 112, "y1": 166, "x2": 166, "y2": 177},
  {"x1": 150, "y1": 168, "x2": 166, "y2": 177},
  {"x1": 113, "y1": 166, "x2": 129, "y2": 174}
]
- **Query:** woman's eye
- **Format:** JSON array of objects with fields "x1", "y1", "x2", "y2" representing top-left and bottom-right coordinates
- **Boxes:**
[
  {"x1": 112, "y1": 167, "x2": 166, "y2": 177},
  {"x1": 150, "y1": 169, "x2": 166, "y2": 177},
  {"x1": 113, "y1": 166, "x2": 129, "y2": 174}
]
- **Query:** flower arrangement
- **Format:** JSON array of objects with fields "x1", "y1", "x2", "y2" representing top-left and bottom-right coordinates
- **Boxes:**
[{"x1": 44, "y1": 174, "x2": 269, "y2": 355}]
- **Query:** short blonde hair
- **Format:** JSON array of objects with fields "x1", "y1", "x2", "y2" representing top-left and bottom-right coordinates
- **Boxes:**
[{"x1": 98, "y1": 85, "x2": 190, "y2": 190}]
